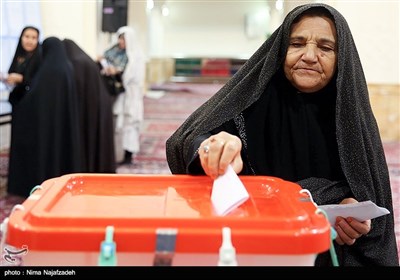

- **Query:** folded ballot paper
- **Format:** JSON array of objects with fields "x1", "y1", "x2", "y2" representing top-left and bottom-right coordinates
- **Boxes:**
[
  {"x1": 0, "y1": 72, "x2": 8, "y2": 82},
  {"x1": 211, "y1": 165, "x2": 249, "y2": 216},
  {"x1": 318, "y1": 200, "x2": 390, "y2": 226}
]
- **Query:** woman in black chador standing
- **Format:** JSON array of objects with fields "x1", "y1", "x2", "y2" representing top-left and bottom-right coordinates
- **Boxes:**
[
  {"x1": 63, "y1": 38, "x2": 116, "y2": 173},
  {"x1": 7, "y1": 26, "x2": 42, "y2": 107}
]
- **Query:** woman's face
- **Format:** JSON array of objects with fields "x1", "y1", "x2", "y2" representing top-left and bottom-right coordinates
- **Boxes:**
[
  {"x1": 21, "y1": 28, "x2": 39, "y2": 52},
  {"x1": 118, "y1": 34, "x2": 126, "y2": 50},
  {"x1": 284, "y1": 15, "x2": 337, "y2": 93}
]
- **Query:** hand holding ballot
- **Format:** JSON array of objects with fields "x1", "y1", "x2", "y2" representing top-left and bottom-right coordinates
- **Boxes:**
[
  {"x1": 319, "y1": 198, "x2": 389, "y2": 246},
  {"x1": 319, "y1": 199, "x2": 390, "y2": 225}
]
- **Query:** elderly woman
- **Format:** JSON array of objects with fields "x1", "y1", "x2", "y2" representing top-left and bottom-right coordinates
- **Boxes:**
[{"x1": 166, "y1": 3, "x2": 399, "y2": 266}]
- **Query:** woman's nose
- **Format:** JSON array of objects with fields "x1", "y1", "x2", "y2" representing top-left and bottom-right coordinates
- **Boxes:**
[{"x1": 302, "y1": 44, "x2": 318, "y2": 62}]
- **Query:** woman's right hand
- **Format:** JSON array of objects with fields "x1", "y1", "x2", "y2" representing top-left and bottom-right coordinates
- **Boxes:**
[
  {"x1": 198, "y1": 131, "x2": 243, "y2": 179},
  {"x1": 6, "y1": 73, "x2": 23, "y2": 85}
]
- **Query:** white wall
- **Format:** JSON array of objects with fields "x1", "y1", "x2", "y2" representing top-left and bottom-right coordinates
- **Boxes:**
[
  {"x1": 151, "y1": 1, "x2": 271, "y2": 58},
  {"x1": 40, "y1": 1, "x2": 98, "y2": 58},
  {"x1": 39, "y1": 1, "x2": 147, "y2": 60},
  {"x1": 328, "y1": 0, "x2": 399, "y2": 84}
]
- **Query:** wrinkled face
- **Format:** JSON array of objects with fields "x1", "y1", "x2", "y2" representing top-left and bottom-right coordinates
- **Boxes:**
[
  {"x1": 21, "y1": 28, "x2": 39, "y2": 52},
  {"x1": 284, "y1": 15, "x2": 337, "y2": 93}
]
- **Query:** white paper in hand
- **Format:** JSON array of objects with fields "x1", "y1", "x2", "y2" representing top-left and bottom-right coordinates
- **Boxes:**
[
  {"x1": 0, "y1": 72, "x2": 9, "y2": 82},
  {"x1": 318, "y1": 200, "x2": 390, "y2": 226},
  {"x1": 211, "y1": 165, "x2": 249, "y2": 216}
]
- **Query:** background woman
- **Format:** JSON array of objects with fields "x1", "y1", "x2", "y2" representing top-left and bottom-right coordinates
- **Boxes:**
[
  {"x1": 109, "y1": 26, "x2": 146, "y2": 166},
  {"x1": 7, "y1": 26, "x2": 42, "y2": 107}
]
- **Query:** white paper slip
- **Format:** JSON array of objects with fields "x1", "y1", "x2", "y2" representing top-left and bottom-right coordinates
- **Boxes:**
[
  {"x1": 211, "y1": 165, "x2": 249, "y2": 216},
  {"x1": 318, "y1": 200, "x2": 390, "y2": 226},
  {"x1": 0, "y1": 72, "x2": 9, "y2": 83}
]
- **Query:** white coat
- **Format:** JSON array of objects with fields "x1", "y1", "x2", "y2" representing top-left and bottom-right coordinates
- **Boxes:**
[{"x1": 113, "y1": 26, "x2": 146, "y2": 154}]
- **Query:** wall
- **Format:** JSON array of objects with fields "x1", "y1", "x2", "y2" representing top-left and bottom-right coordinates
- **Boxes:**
[
  {"x1": 369, "y1": 84, "x2": 400, "y2": 142},
  {"x1": 330, "y1": 0, "x2": 399, "y2": 85},
  {"x1": 40, "y1": 1, "x2": 98, "y2": 58},
  {"x1": 150, "y1": 1, "x2": 271, "y2": 58}
]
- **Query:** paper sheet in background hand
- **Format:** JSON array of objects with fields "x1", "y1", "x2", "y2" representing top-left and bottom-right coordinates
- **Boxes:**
[
  {"x1": 318, "y1": 200, "x2": 390, "y2": 226},
  {"x1": 211, "y1": 165, "x2": 249, "y2": 216},
  {"x1": 0, "y1": 72, "x2": 9, "y2": 83}
]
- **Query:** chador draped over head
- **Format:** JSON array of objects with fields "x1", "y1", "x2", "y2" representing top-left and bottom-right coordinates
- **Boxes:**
[
  {"x1": 7, "y1": 26, "x2": 42, "y2": 107},
  {"x1": 113, "y1": 26, "x2": 146, "y2": 156},
  {"x1": 63, "y1": 39, "x2": 116, "y2": 173},
  {"x1": 166, "y1": 3, "x2": 399, "y2": 266}
]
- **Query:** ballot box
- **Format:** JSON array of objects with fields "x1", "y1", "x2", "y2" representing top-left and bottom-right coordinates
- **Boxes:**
[{"x1": 2, "y1": 173, "x2": 331, "y2": 266}]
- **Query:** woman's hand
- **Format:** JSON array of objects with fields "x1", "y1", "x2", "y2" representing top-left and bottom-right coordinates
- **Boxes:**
[
  {"x1": 6, "y1": 73, "x2": 23, "y2": 85},
  {"x1": 198, "y1": 131, "x2": 243, "y2": 179},
  {"x1": 334, "y1": 198, "x2": 372, "y2": 245},
  {"x1": 103, "y1": 65, "x2": 118, "y2": 76}
]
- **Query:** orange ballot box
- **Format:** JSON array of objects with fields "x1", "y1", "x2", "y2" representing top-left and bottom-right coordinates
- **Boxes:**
[{"x1": 3, "y1": 174, "x2": 330, "y2": 266}]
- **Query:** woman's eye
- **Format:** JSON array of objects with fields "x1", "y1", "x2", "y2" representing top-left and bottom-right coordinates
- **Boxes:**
[
  {"x1": 320, "y1": 46, "x2": 335, "y2": 52},
  {"x1": 290, "y1": 43, "x2": 303, "y2": 48}
]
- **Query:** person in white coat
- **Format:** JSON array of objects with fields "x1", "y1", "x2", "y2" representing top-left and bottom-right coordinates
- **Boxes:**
[{"x1": 112, "y1": 26, "x2": 146, "y2": 165}]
